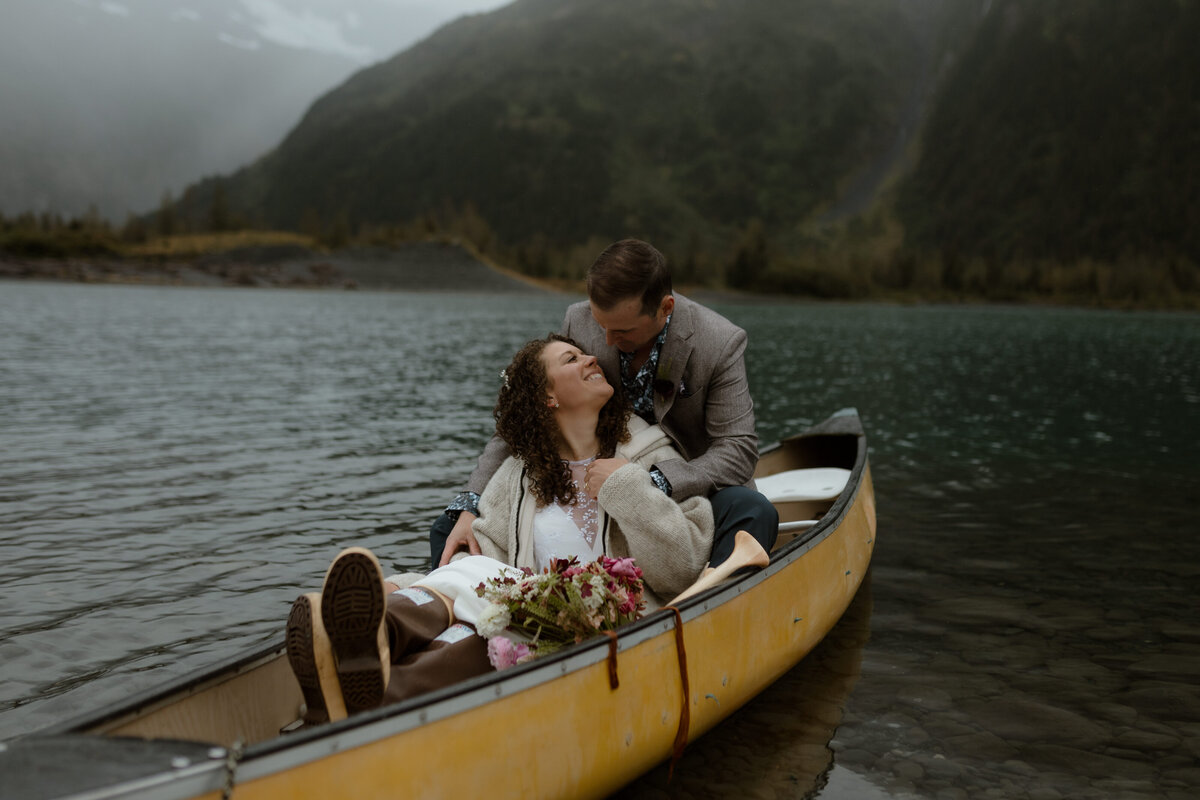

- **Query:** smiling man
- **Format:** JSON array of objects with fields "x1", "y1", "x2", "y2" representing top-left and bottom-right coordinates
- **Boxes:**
[{"x1": 433, "y1": 239, "x2": 777, "y2": 570}]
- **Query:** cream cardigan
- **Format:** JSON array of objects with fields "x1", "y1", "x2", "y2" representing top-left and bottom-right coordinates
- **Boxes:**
[{"x1": 472, "y1": 418, "x2": 713, "y2": 604}]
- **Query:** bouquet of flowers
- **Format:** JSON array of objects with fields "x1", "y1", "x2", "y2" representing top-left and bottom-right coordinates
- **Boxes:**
[{"x1": 475, "y1": 556, "x2": 646, "y2": 670}]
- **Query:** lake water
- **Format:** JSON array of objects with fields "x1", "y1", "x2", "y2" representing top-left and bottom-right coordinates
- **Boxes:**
[{"x1": 1, "y1": 281, "x2": 1197, "y2": 799}]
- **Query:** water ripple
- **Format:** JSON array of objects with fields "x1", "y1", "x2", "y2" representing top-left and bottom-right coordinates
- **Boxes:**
[{"x1": 3, "y1": 285, "x2": 1199, "y2": 799}]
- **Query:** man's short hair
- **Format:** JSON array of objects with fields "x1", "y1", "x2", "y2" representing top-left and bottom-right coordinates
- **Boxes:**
[{"x1": 586, "y1": 239, "x2": 673, "y2": 316}]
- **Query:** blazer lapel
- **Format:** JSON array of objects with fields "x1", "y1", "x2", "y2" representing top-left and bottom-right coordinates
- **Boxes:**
[{"x1": 653, "y1": 295, "x2": 696, "y2": 420}]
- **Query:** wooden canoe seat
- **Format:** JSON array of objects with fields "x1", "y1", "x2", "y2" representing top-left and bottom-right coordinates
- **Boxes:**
[{"x1": 758, "y1": 468, "x2": 851, "y2": 535}]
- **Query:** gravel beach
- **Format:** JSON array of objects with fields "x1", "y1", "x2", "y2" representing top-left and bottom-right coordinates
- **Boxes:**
[{"x1": 0, "y1": 240, "x2": 554, "y2": 294}]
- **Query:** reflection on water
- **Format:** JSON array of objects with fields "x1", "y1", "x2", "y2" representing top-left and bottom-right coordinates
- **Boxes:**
[
  {"x1": 1, "y1": 283, "x2": 1198, "y2": 799},
  {"x1": 829, "y1": 484, "x2": 1200, "y2": 799},
  {"x1": 617, "y1": 574, "x2": 874, "y2": 798}
]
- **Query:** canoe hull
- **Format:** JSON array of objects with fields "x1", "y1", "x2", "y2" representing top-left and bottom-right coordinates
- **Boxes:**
[{"x1": 1, "y1": 410, "x2": 875, "y2": 800}]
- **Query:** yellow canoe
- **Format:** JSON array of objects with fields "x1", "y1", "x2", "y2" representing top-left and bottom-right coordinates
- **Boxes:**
[{"x1": 1, "y1": 409, "x2": 875, "y2": 800}]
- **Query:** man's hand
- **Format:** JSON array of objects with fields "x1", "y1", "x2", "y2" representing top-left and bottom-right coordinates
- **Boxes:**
[
  {"x1": 582, "y1": 457, "x2": 630, "y2": 498},
  {"x1": 438, "y1": 511, "x2": 481, "y2": 567}
]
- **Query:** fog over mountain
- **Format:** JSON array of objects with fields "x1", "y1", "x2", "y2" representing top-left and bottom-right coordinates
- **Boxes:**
[{"x1": 0, "y1": 0, "x2": 509, "y2": 219}]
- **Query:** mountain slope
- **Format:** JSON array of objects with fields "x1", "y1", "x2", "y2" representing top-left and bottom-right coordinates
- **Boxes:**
[
  {"x1": 0, "y1": 1, "x2": 370, "y2": 219},
  {"x1": 166, "y1": 0, "x2": 1198, "y2": 299},
  {"x1": 179, "y1": 0, "x2": 937, "y2": 253},
  {"x1": 897, "y1": 0, "x2": 1200, "y2": 264}
]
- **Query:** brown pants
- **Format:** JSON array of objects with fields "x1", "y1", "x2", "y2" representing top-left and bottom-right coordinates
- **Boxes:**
[{"x1": 381, "y1": 588, "x2": 493, "y2": 704}]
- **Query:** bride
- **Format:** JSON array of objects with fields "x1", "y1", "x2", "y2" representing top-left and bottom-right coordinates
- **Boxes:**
[{"x1": 286, "y1": 334, "x2": 715, "y2": 722}]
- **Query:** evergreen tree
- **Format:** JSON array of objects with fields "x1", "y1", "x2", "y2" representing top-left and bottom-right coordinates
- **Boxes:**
[
  {"x1": 157, "y1": 191, "x2": 176, "y2": 237},
  {"x1": 208, "y1": 181, "x2": 229, "y2": 233},
  {"x1": 728, "y1": 219, "x2": 768, "y2": 289}
]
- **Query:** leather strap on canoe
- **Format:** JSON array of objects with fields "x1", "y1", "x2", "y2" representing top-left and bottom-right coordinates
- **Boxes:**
[
  {"x1": 664, "y1": 605, "x2": 691, "y2": 779},
  {"x1": 604, "y1": 630, "x2": 620, "y2": 690}
]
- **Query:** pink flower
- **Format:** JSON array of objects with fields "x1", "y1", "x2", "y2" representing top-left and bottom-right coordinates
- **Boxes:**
[
  {"x1": 487, "y1": 637, "x2": 533, "y2": 671},
  {"x1": 619, "y1": 594, "x2": 638, "y2": 615},
  {"x1": 605, "y1": 557, "x2": 642, "y2": 580},
  {"x1": 477, "y1": 555, "x2": 646, "y2": 660}
]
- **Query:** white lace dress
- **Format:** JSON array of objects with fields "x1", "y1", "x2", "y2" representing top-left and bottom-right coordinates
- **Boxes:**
[
  {"x1": 395, "y1": 456, "x2": 606, "y2": 626},
  {"x1": 531, "y1": 455, "x2": 604, "y2": 570}
]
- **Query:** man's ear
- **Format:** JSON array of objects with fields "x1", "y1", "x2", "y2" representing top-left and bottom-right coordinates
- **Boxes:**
[{"x1": 659, "y1": 294, "x2": 675, "y2": 318}]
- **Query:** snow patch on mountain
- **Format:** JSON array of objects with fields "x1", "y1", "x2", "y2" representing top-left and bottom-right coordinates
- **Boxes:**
[
  {"x1": 218, "y1": 32, "x2": 262, "y2": 51},
  {"x1": 240, "y1": 0, "x2": 372, "y2": 62}
]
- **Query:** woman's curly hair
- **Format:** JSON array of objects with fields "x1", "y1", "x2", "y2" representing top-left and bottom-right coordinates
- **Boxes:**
[{"x1": 494, "y1": 334, "x2": 631, "y2": 507}]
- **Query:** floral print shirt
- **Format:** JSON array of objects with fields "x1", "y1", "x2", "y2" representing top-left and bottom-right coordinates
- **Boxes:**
[{"x1": 619, "y1": 314, "x2": 671, "y2": 426}]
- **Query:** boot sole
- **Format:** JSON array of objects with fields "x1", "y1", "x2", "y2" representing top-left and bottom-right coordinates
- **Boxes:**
[
  {"x1": 321, "y1": 548, "x2": 390, "y2": 714},
  {"x1": 286, "y1": 593, "x2": 347, "y2": 723}
]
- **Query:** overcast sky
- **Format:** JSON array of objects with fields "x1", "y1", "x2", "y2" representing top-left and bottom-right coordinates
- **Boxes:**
[
  {"x1": 233, "y1": 0, "x2": 514, "y2": 62},
  {"x1": 0, "y1": 0, "x2": 520, "y2": 217},
  {"x1": 60, "y1": 0, "x2": 515, "y2": 64}
]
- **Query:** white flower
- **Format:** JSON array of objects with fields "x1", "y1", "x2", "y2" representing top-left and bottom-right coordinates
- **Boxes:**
[
  {"x1": 476, "y1": 602, "x2": 512, "y2": 638},
  {"x1": 583, "y1": 575, "x2": 606, "y2": 611}
]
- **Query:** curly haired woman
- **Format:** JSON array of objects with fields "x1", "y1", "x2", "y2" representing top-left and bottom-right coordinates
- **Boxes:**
[{"x1": 286, "y1": 335, "x2": 717, "y2": 723}]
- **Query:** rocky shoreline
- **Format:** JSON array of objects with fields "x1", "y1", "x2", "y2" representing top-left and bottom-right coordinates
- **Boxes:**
[
  {"x1": 0, "y1": 241, "x2": 554, "y2": 294},
  {"x1": 0, "y1": 241, "x2": 812, "y2": 310}
]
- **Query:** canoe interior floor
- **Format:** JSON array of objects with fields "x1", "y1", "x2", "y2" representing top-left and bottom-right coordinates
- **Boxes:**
[{"x1": 89, "y1": 649, "x2": 304, "y2": 748}]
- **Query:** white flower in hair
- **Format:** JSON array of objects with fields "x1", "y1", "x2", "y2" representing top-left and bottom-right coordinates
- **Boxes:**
[{"x1": 499, "y1": 368, "x2": 510, "y2": 389}]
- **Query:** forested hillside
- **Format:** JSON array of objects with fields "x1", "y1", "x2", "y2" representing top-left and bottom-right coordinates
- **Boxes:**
[
  {"x1": 173, "y1": 0, "x2": 939, "y2": 276},
  {"x1": 897, "y1": 0, "x2": 1199, "y2": 269},
  {"x1": 140, "y1": 0, "x2": 1200, "y2": 305}
]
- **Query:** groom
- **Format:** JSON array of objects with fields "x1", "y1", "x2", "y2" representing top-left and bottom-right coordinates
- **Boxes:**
[{"x1": 432, "y1": 238, "x2": 777, "y2": 569}]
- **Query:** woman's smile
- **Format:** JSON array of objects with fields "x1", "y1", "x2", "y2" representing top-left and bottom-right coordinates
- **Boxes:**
[{"x1": 542, "y1": 341, "x2": 612, "y2": 410}]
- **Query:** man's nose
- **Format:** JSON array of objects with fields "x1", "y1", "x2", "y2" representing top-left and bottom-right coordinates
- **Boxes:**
[{"x1": 604, "y1": 329, "x2": 617, "y2": 346}]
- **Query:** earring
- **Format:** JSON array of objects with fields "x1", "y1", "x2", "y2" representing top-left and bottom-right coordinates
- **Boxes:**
[{"x1": 548, "y1": 399, "x2": 559, "y2": 408}]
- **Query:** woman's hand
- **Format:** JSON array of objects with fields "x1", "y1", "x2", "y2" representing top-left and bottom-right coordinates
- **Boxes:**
[{"x1": 583, "y1": 457, "x2": 630, "y2": 498}]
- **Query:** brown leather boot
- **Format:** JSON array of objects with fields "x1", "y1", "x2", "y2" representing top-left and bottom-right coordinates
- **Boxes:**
[
  {"x1": 320, "y1": 548, "x2": 391, "y2": 715},
  {"x1": 286, "y1": 593, "x2": 348, "y2": 723}
]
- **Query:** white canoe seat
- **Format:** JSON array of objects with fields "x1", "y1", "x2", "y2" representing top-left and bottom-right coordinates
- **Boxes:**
[{"x1": 756, "y1": 468, "x2": 851, "y2": 504}]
